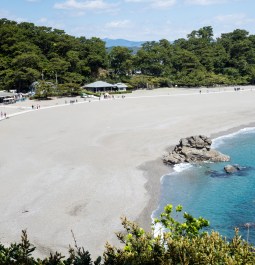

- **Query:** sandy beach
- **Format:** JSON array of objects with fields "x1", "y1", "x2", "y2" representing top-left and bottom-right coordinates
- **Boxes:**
[{"x1": 1, "y1": 86, "x2": 255, "y2": 258}]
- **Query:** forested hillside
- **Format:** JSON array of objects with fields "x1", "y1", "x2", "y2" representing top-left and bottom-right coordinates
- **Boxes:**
[
  {"x1": 0, "y1": 18, "x2": 107, "y2": 92},
  {"x1": 1, "y1": 18, "x2": 255, "y2": 93}
]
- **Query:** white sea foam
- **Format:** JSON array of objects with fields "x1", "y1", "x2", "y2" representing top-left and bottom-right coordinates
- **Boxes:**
[
  {"x1": 158, "y1": 163, "x2": 193, "y2": 185},
  {"x1": 151, "y1": 205, "x2": 168, "y2": 238},
  {"x1": 173, "y1": 162, "x2": 193, "y2": 172},
  {"x1": 152, "y1": 221, "x2": 166, "y2": 238},
  {"x1": 212, "y1": 127, "x2": 255, "y2": 148},
  {"x1": 151, "y1": 162, "x2": 194, "y2": 235},
  {"x1": 239, "y1": 127, "x2": 255, "y2": 134}
]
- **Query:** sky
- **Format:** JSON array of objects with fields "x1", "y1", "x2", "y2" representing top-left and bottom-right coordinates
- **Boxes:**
[{"x1": 1, "y1": 0, "x2": 255, "y2": 41}]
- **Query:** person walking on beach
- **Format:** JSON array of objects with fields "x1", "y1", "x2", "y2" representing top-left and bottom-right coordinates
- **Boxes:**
[
  {"x1": 1, "y1": 111, "x2": 3, "y2": 118},
  {"x1": 4, "y1": 112, "x2": 6, "y2": 118}
]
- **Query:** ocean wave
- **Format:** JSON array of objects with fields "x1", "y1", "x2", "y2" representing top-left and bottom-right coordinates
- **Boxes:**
[
  {"x1": 152, "y1": 221, "x2": 166, "y2": 237},
  {"x1": 158, "y1": 163, "x2": 193, "y2": 185},
  {"x1": 158, "y1": 163, "x2": 194, "y2": 185},
  {"x1": 212, "y1": 127, "x2": 255, "y2": 148},
  {"x1": 152, "y1": 162, "x2": 194, "y2": 226},
  {"x1": 151, "y1": 207, "x2": 168, "y2": 237},
  {"x1": 173, "y1": 163, "x2": 193, "y2": 172}
]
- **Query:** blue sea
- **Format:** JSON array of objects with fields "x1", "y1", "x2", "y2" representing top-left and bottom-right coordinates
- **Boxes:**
[{"x1": 153, "y1": 128, "x2": 255, "y2": 243}]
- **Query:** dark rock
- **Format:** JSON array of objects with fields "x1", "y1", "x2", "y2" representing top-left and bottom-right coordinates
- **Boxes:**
[
  {"x1": 163, "y1": 135, "x2": 230, "y2": 165},
  {"x1": 224, "y1": 164, "x2": 241, "y2": 174},
  {"x1": 210, "y1": 171, "x2": 231, "y2": 178}
]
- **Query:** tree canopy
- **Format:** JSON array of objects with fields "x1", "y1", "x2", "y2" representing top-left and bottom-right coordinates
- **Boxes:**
[
  {"x1": 1, "y1": 19, "x2": 255, "y2": 93},
  {"x1": 0, "y1": 19, "x2": 107, "y2": 92}
]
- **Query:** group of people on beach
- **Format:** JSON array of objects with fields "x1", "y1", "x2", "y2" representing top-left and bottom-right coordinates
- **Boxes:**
[
  {"x1": 0, "y1": 111, "x2": 7, "y2": 119},
  {"x1": 31, "y1": 104, "x2": 40, "y2": 109}
]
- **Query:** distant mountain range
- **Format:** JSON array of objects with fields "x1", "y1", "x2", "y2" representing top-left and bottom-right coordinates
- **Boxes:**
[{"x1": 103, "y1": 38, "x2": 145, "y2": 48}]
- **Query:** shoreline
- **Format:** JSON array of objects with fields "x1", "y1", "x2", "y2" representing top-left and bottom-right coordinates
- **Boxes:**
[
  {"x1": 136, "y1": 158, "x2": 171, "y2": 231},
  {"x1": 138, "y1": 121, "x2": 255, "y2": 232},
  {"x1": 210, "y1": 122, "x2": 255, "y2": 141}
]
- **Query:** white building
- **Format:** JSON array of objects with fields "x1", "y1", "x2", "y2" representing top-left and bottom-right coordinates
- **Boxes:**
[{"x1": 114, "y1": 83, "x2": 128, "y2": 92}]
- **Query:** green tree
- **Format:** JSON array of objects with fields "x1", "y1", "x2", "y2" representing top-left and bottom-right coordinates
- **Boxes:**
[
  {"x1": 58, "y1": 82, "x2": 82, "y2": 96},
  {"x1": 81, "y1": 37, "x2": 107, "y2": 77},
  {"x1": 47, "y1": 57, "x2": 70, "y2": 84},
  {"x1": 135, "y1": 41, "x2": 164, "y2": 76},
  {"x1": 34, "y1": 80, "x2": 55, "y2": 99},
  {"x1": 172, "y1": 48, "x2": 203, "y2": 74},
  {"x1": 108, "y1": 46, "x2": 133, "y2": 77}
]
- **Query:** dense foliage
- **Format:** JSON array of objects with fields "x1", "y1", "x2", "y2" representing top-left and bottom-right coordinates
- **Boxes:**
[
  {"x1": 0, "y1": 18, "x2": 107, "y2": 93},
  {"x1": 1, "y1": 204, "x2": 255, "y2": 264},
  {"x1": 1, "y1": 19, "x2": 255, "y2": 93}
]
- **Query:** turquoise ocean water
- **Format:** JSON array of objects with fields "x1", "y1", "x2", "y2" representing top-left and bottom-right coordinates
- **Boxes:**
[{"x1": 153, "y1": 128, "x2": 255, "y2": 243}]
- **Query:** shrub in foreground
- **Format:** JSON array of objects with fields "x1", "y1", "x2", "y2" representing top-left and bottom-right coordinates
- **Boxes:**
[
  {"x1": 1, "y1": 205, "x2": 255, "y2": 264},
  {"x1": 104, "y1": 205, "x2": 255, "y2": 265}
]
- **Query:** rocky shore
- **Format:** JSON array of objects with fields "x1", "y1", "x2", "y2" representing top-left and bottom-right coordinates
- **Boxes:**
[{"x1": 163, "y1": 135, "x2": 230, "y2": 165}]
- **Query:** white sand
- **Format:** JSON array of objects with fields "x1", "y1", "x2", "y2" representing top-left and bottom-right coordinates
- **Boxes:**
[{"x1": 0, "y1": 86, "x2": 255, "y2": 258}]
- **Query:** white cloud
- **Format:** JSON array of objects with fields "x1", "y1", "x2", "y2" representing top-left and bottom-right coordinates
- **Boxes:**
[
  {"x1": 38, "y1": 17, "x2": 48, "y2": 23},
  {"x1": 125, "y1": 0, "x2": 243, "y2": 7},
  {"x1": 124, "y1": 0, "x2": 176, "y2": 8},
  {"x1": 54, "y1": 0, "x2": 115, "y2": 11},
  {"x1": 36, "y1": 17, "x2": 65, "y2": 29},
  {"x1": 151, "y1": 0, "x2": 176, "y2": 8},
  {"x1": 25, "y1": 0, "x2": 40, "y2": 2},
  {"x1": 125, "y1": 0, "x2": 145, "y2": 2},
  {"x1": 214, "y1": 13, "x2": 255, "y2": 26},
  {"x1": 105, "y1": 20, "x2": 131, "y2": 29},
  {"x1": 201, "y1": 12, "x2": 255, "y2": 37},
  {"x1": 0, "y1": 9, "x2": 26, "y2": 22},
  {"x1": 185, "y1": 0, "x2": 226, "y2": 5}
]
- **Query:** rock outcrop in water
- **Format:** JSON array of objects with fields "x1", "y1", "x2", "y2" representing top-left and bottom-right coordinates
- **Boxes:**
[
  {"x1": 224, "y1": 164, "x2": 242, "y2": 174},
  {"x1": 163, "y1": 135, "x2": 230, "y2": 165}
]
